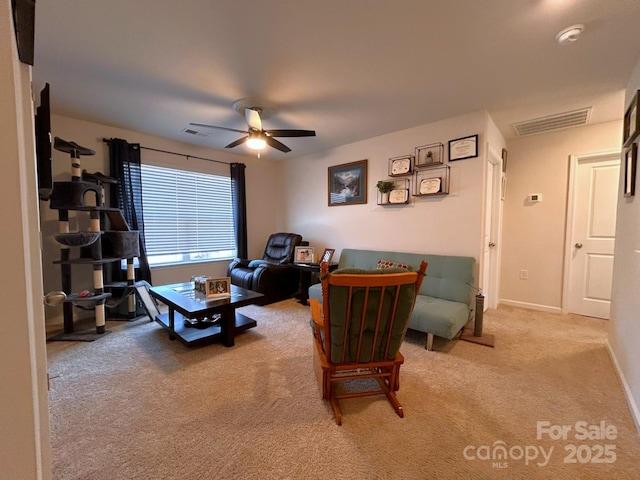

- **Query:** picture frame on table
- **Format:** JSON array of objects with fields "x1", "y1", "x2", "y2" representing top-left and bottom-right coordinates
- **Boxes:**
[
  {"x1": 294, "y1": 246, "x2": 315, "y2": 264},
  {"x1": 388, "y1": 155, "x2": 413, "y2": 176},
  {"x1": 624, "y1": 143, "x2": 637, "y2": 198},
  {"x1": 624, "y1": 90, "x2": 640, "y2": 147},
  {"x1": 328, "y1": 159, "x2": 368, "y2": 206},
  {"x1": 448, "y1": 134, "x2": 478, "y2": 161},
  {"x1": 205, "y1": 277, "x2": 231, "y2": 298},
  {"x1": 320, "y1": 248, "x2": 335, "y2": 264}
]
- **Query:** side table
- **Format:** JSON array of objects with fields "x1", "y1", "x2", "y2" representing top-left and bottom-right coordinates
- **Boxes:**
[{"x1": 289, "y1": 262, "x2": 338, "y2": 304}]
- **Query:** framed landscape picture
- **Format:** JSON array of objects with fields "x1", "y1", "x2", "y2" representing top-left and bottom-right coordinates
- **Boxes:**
[
  {"x1": 624, "y1": 90, "x2": 640, "y2": 147},
  {"x1": 328, "y1": 159, "x2": 368, "y2": 206}
]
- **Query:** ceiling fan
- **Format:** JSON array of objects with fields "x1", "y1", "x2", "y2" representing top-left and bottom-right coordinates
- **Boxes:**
[{"x1": 190, "y1": 99, "x2": 315, "y2": 153}]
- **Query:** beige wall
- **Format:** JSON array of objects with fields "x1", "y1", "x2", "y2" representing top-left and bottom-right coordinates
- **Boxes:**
[
  {"x1": 0, "y1": 2, "x2": 52, "y2": 478},
  {"x1": 500, "y1": 120, "x2": 622, "y2": 312},
  {"x1": 280, "y1": 111, "x2": 502, "y2": 277},
  {"x1": 608, "y1": 56, "x2": 640, "y2": 431},
  {"x1": 42, "y1": 114, "x2": 280, "y2": 325}
]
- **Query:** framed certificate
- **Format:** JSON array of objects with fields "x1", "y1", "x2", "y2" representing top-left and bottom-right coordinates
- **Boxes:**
[
  {"x1": 448, "y1": 134, "x2": 478, "y2": 161},
  {"x1": 388, "y1": 155, "x2": 413, "y2": 176},
  {"x1": 389, "y1": 188, "x2": 408, "y2": 204},
  {"x1": 419, "y1": 177, "x2": 442, "y2": 195}
]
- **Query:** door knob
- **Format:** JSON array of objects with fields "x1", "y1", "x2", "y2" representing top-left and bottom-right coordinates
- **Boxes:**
[
  {"x1": 488, "y1": 242, "x2": 496, "y2": 247},
  {"x1": 575, "y1": 243, "x2": 583, "y2": 249}
]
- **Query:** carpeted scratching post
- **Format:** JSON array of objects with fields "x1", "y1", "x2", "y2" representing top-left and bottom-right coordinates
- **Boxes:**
[{"x1": 460, "y1": 293, "x2": 495, "y2": 347}]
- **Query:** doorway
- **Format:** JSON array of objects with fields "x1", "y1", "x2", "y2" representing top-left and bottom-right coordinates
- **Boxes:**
[
  {"x1": 481, "y1": 146, "x2": 503, "y2": 310},
  {"x1": 563, "y1": 151, "x2": 620, "y2": 319}
]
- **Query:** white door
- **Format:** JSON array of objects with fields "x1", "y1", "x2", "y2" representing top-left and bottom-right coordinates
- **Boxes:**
[
  {"x1": 565, "y1": 153, "x2": 620, "y2": 319},
  {"x1": 481, "y1": 149, "x2": 502, "y2": 310}
]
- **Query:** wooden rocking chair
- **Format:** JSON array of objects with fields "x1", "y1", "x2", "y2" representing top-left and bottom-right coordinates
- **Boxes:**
[{"x1": 309, "y1": 260, "x2": 427, "y2": 425}]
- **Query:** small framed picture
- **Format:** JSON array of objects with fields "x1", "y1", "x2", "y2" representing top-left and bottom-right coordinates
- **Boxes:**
[
  {"x1": 448, "y1": 134, "x2": 478, "y2": 161},
  {"x1": 624, "y1": 90, "x2": 640, "y2": 147},
  {"x1": 388, "y1": 155, "x2": 413, "y2": 176},
  {"x1": 205, "y1": 277, "x2": 231, "y2": 298},
  {"x1": 294, "y1": 246, "x2": 315, "y2": 263},
  {"x1": 321, "y1": 248, "x2": 335, "y2": 264},
  {"x1": 624, "y1": 143, "x2": 637, "y2": 197}
]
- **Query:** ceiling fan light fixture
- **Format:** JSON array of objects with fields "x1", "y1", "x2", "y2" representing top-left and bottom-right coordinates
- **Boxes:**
[{"x1": 246, "y1": 136, "x2": 266, "y2": 150}]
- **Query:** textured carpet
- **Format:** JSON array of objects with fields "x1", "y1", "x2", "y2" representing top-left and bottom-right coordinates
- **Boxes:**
[{"x1": 47, "y1": 300, "x2": 640, "y2": 479}]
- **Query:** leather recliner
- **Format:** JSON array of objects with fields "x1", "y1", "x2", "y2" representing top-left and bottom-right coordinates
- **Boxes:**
[{"x1": 227, "y1": 232, "x2": 305, "y2": 303}]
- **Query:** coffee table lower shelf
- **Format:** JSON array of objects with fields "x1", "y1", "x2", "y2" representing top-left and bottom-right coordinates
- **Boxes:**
[{"x1": 155, "y1": 311, "x2": 257, "y2": 347}]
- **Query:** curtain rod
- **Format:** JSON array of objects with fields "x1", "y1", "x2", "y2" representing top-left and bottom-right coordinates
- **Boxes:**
[{"x1": 102, "y1": 138, "x2": 231, "y2": 166}]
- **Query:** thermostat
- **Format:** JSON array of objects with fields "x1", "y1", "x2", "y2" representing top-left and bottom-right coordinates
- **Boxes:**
[{"x1": 528, "y1": 193, "x2": 543, "y2": 202}]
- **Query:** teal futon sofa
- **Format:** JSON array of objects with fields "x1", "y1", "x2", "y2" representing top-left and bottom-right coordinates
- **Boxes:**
[{"x1": 308, "y1": 248, "x2": 476, "y2": 351}]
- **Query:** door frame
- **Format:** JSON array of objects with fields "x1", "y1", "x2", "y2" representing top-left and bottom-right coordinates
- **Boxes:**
[
  {"x1": 482, "y1": 144, "x2": 504, "y2": 309},
  {"x1": 562, "y1": 149, "x2": 620, "y2": 315}
]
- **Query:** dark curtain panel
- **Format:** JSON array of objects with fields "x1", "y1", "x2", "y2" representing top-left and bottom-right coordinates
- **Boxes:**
[
  {"x1": 107, "y1": 138, "x2": 152, "y2": 283},
  {"x1": 230, "y1": 163, "x2": 248, "y2": 259}
]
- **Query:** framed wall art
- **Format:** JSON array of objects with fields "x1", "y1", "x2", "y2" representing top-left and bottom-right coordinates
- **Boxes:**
[
  {"x1": 448, "y1": 134, "x2": 478, "y2": 161},
  {"x1": 623, "y1": 90, "x2": 640, "y2": 147},
  {"x1": 624, "y1": 143, "x2": 637, "y2": 197},
  {"x1": 328, "y1": 159, "x2": 368, "y2": 206}
]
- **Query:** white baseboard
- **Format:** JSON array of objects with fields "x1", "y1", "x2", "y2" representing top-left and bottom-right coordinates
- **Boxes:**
[
  {"x1": 498, "y1": 298, "x2": 562, "y2": 314},
  {"x1": 604, "y1": 339, "x2": 640, "y2": 436}
]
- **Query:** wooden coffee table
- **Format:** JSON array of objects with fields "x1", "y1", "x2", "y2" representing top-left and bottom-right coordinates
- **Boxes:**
[{"x1": 149, "y1": 283, "x2": 263, "y2": 347}]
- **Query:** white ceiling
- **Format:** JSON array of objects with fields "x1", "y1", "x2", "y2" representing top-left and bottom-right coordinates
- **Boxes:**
[{"x1": 32, "y1": 0, "x2": 640, "y2": 160}]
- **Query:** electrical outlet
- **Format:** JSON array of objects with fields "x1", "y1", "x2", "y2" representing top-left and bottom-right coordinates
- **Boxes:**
[{"x1": 519, "y1": 269, "x2": 528, "y2": 280}]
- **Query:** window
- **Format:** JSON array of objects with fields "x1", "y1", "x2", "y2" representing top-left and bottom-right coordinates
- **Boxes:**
[{"x1": 139, "y1": 163, "x2": 236, "y2": 266}]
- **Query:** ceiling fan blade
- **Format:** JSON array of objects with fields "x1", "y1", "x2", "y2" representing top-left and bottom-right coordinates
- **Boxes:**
[
  {"x1": 225, "y1": 136, "x2": 249, "y2": 149},
  {"x1": 265, "y1": 129, "x2": 316, "y2": 138},
  {"x1": 190, "y1": 123, "x2": 248, "y2": 134},
  {"x1": 265, "y1": 136, "x2": 291, "y2": 153},
  {"x1": 245, "y1": 108, "x2": 262, "y2": 131}
]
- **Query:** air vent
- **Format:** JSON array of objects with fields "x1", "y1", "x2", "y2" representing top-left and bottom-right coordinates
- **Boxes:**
[
  {"x1": 512, "y1": 108, "x2": 591, "y2": 136},
  {"x1": 181, "y1": 127, "x2": 210, "y2": 137}
]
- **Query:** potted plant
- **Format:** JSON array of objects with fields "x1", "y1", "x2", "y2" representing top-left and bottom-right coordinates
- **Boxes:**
[
  {"x1": 376, "y1": 180, "x2": 395, "y2": 204},
  {"x1": 426, "y1": 150, "x2": 434, "y2": 163}
]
